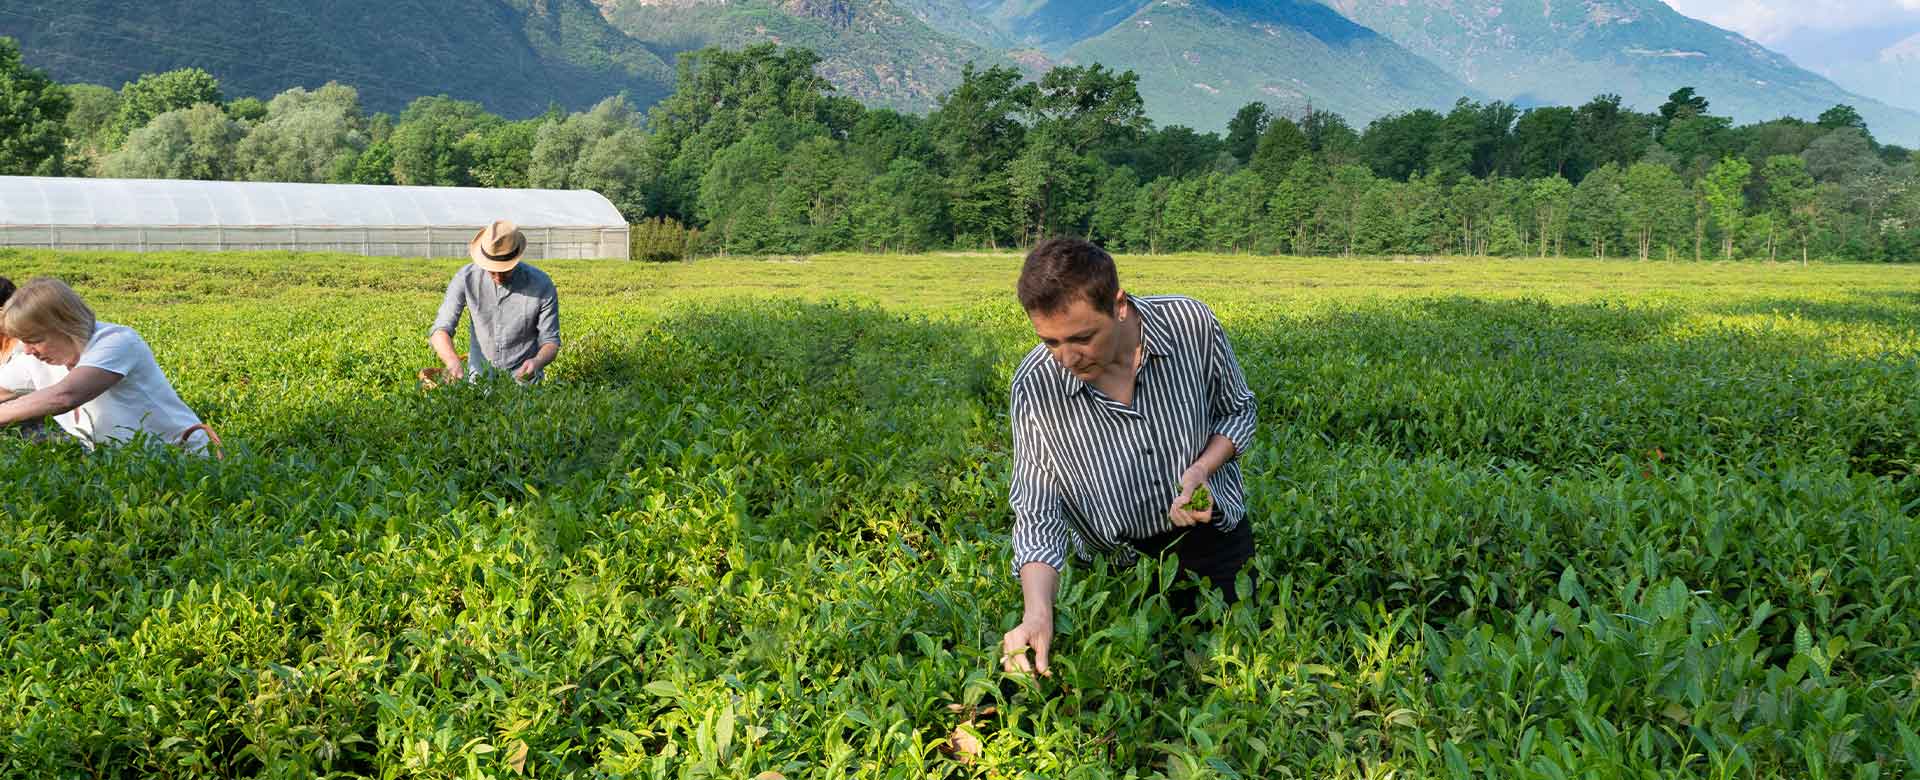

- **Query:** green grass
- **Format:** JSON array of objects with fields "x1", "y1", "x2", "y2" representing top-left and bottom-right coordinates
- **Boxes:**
[{"x1": 3, "y1": 249, "x2": 1920, "y2": 778}]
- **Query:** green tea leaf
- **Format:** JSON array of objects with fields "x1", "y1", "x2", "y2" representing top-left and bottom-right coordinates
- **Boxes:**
[{"x1": 1559, "y1": 665, "x2": 1588, "y2": 705}]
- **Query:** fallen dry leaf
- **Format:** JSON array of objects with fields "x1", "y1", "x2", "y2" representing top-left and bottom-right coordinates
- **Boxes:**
[
  {"x1": 939, "y1": 703, "x2": 997, "y2": 764},
  {"x1": 947, "y1": 723, "x2": 984, "y2": 764},
  {"x1": 506, "y1": 740, "x2": 529, "y2": 775}
]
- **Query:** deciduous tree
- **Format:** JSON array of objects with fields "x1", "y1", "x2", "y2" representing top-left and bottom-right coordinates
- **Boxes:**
[
  {"x1": 1700, "y1": 156, "x2": 1752, "y2": 259},
  {"x1": 102, "y1": 102, "x2": 242, "y2": 180},
  {"x1": 0, "y1": 37, "x2": 70, "y2": 176},
  {"x1": 116, "y1": 68, "x2": 223, "y2": 141}
]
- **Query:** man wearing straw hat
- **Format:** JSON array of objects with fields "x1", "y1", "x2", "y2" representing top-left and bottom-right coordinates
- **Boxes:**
[{"x1": 428, "y1": 219, "x2": 561, "y2": 384}]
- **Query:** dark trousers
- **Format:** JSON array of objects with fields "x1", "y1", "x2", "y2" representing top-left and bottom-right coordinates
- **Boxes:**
[
  {"x1": 8, "y1": 417, "x2": 55, "y2": 442},
  {"x1": 1126, "y1": 517, "x2": 1255, "y2": 615}
]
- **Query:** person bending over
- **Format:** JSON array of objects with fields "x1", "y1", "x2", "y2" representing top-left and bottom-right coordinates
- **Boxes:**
[
  {"x1": 0, "y1": 278, "x2": 213, "y2": 453},
  {"x1": 428, "y1": 219, "x2": 561, "y2": 384},
  {"x1": 1000, "y1": 238, "x2": 1258, "y2": 676}
]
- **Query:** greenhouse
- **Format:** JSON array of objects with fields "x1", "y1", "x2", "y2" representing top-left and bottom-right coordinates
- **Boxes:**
[{"x1": 0, "y1": 176, "x2": 630, "y2": 260}]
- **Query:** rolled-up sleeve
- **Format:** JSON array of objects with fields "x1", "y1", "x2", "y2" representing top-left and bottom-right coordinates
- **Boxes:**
[
  {"x1": 431, "y1": 270, "x2": 467, "y2": 337},
  {"x1": 1009, "y1": 386, "x2": 1071, "y2": 577},
  {"x1": 1206, "y1": 314, "x2": 1257, "y2": 455},
  {"x1": 537, "y1": 284, "x2": 561, "y2": 347}
]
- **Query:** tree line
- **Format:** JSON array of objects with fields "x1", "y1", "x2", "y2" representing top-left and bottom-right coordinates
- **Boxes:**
[{"x1": 3, "y1": 36, "x2": 1917, "y2": 261}]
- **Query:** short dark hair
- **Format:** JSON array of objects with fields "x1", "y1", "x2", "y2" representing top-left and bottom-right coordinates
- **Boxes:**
[
  {"x1": 0, "y1": 276, "x2": 14, "y2": 307},
  {"x1": 1018, "y1": 237, "x2": 1118, "y2": 316}
]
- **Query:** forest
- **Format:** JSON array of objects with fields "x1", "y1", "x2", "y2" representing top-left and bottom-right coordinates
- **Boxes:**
[{"x1": 3, "y1": 37, "x2": 1916, "y2": 261}]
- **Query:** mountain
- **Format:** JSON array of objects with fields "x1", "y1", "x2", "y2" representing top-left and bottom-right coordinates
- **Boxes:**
[
  {"x1": 1055, "y1": 0, "x2": 1476, "y2": 130},
  {"x1": 892, "y1": 0, "x2": 1016, "y2": 50},
  {"x1": 1316, "y1": 0, "x2": 1920, "y2": 145},
  {"x1": 0, "y1": 0, "x2": 676, "y2": 117},
  {"x1": 8, "y1": 0, "x2": 1914, "y2": 142},
  {"x1": 891, "y1": 0, "x2": 1477, "y2": 128},
  {"x1": 1, "y1": 0, "x2": 1467, "y2": 129},
  {"x1": 597, "y1": 0, "x2": 1005, "y2": 113},
  {"x1": 982, "y1": 0, "x2": 1149, "y2": 50},
  {"x1": 1818, "y1": 33, "x2": 1920, "y2": 118}
]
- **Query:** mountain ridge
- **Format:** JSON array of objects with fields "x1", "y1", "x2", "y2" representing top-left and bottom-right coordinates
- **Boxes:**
[
  {"x1": 1059, "y1": 0, "x2": 1477, "y2": 130},
  {"x1": 598, "y1": 0, "x2": 1003, "y2": 113}
]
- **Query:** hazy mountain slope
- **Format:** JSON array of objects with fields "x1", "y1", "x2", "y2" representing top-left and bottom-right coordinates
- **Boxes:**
[
  {"x1": 0, "y1": 0, "x2": 674, "y2": 116},
  {"x1": 988, "y1": 0, "x2": 1145, "y2": 50},
  {"x1": 1319, "y1": 0, "x2": 1920, "y2": 144},
  {"x1": 1820, "y1": 34, "x2": 1920, "y2": 117},
  {"x1": 889, "y1": 0, "x2": 1015, "y2": 49},
  {"x1": 600, "y1": 0, "x2": 1006, "y2": 113},
  {"x1": 1063, "y1": 0, "x2": 1477, "y2": 129}
]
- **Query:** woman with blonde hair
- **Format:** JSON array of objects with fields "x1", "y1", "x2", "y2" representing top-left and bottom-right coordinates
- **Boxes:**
[
  {"x1": 0, "y1": 277, "x2": 215, "y2": 453},
  {"x1": 0, "y1": 276, "x2": 84, "y2": 441}
]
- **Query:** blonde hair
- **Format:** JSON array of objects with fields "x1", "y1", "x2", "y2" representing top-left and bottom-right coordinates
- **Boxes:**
[{"x1": 1, "y1": 278, "x2": 96, "y2": 351}]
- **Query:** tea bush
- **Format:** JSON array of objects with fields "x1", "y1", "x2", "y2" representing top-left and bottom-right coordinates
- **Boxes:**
[
  {"x1": 630, "y1": 218, "x2": 700, "y2": 264},
  {"x1": 2, "y1": 250, "x2": 1917, "y2": 778}
]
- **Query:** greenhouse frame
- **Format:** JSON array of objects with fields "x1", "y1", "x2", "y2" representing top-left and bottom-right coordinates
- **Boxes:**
[{"x1": 0, "y1": 177, "x2": 630, "y2": 260}]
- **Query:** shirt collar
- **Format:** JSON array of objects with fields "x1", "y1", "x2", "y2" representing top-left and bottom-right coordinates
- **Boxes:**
[
  {"x1": 1133, "y1": 294, "x2": 1177, "y2": 359},
  {"x1": 1059, "y1": 294, "x2": 1176, "y2": 398},
  {"x1": 478, "y1": 262, "x2": 537, "y2": 286}
]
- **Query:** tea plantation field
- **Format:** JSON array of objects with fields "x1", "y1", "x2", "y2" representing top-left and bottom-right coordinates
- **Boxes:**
[{"x1": 3, "y1": 249, "x2": 1919, "y2": 779}]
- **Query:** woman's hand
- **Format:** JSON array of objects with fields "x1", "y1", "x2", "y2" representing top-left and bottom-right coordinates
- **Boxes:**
[
  {"x1": 1168, "y1": 465, "x2": 1214, "y2": 527},
  {"x1": 1004, "y1": 562, "x2": 1060, "y2": 676},
  {"x1": 1001, "y1": 614, "x2": 1054, "y2": 676}
]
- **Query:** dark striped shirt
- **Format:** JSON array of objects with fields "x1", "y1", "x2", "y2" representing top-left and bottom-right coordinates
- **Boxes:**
[{"x1": 1009, "y1": 294, "x2": 1257, "y2": 574}]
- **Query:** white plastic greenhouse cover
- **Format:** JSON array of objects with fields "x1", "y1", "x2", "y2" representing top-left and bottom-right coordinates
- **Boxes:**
[{"x1": 0, "y1": 176, "x2": 626, "y2": 228}]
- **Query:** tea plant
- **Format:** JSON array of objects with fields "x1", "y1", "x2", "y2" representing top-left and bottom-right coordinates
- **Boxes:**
[
  {"x1": 2, "y1": 249, "x2": 1918, "y2": 778},
  {"x1": 1186, "y1": 484, "x2": 1212, "y2": 513}
]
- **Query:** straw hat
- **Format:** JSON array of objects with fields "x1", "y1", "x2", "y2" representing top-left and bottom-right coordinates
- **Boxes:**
[{"x1": 469, "y1": 219, "x2": 526, "y2": 272}]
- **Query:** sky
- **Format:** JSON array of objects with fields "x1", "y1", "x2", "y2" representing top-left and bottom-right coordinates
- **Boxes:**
[
  {"x1": 1659, "y1": 0, "x2": 1920, "y2": 114},
  {"x1": 1661, "y1": 0, "x2": 1920, "y2": 46}
]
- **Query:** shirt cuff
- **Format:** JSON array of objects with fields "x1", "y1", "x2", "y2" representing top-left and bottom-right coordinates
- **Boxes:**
[
  {"x1": 1213, "y1": 412, "x2": 1256, "y2": 455},
  {"x1": 1010, "y1": 547, "x2": 1068, "y2": 579}
]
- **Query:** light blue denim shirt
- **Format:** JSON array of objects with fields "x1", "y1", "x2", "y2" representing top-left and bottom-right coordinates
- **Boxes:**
[{"x1": 431, "y1": 263, "x2": 561, "y2": 380}]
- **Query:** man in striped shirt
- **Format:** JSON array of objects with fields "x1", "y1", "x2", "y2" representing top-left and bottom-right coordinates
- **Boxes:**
[{"x1": 1002, "y1": 237, "x2": 1258, "y2": 676}]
